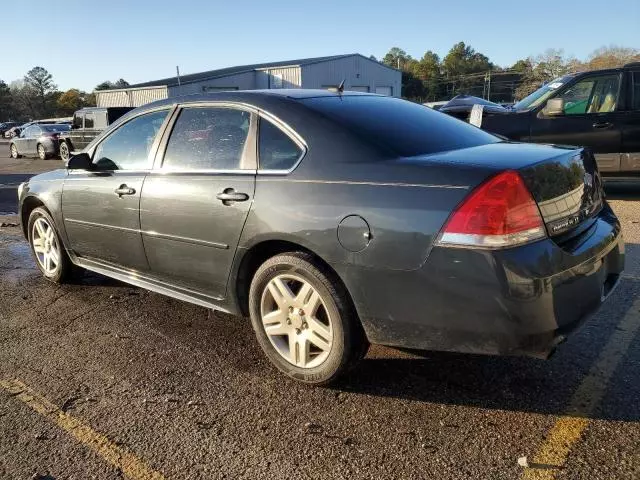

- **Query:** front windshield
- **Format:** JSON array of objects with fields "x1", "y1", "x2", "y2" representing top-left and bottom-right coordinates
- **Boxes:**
[{"x1": 512, "y1": 75, "x2": 572, "y2": 111}]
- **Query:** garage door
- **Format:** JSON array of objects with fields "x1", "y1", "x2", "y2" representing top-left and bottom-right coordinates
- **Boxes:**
[
  {"x1": 350, "y1": 86, "x2": 370, "y2": 93},
  {"x1": 375, "y1": 86, "x2": 392, "y2": 96}
]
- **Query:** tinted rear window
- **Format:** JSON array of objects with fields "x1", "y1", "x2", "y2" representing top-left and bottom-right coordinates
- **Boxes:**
[
  {"x1": 42, "y1": 125, "x2": 70, "y2": 132},
  {"x1": 301, "y1": 95, "x2": 498, "y2": 157}
]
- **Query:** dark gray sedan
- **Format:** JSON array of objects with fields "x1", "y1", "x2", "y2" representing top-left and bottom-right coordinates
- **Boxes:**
[
  {"x1": 9, "y1": 123, "x2": 70, "y2": 160},
  {"x1": 17, "y1": 90, "x2": 624, "y2": 384}
]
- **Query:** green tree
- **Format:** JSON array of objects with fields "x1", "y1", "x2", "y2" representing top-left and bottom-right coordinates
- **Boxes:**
[
  {"x1": 442, "y1": 42, "x2": 493, "y2": 97},
  {"x1": 0, "y1": 80, "x2": 14, "y2": 121},
  {"x1": 24, "y1": 67, "x2": 57, "y2": 117},
  {"x1": 95, "y1": 78, "x2": 130, "y2": 91},
  {"x1": 382, "y1": 47, "x2": 412, "y2": 70},
  {"x1": 95, "y1": 81, "x2": 114, "y2": 91},
  {"x1": 413, "y1": 51, "x2": 444, "y2": 101}
]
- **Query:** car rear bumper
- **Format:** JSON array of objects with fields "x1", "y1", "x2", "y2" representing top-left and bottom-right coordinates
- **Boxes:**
[{"x1": 347, "y1": 204, "x2": 624, "y2": 358}]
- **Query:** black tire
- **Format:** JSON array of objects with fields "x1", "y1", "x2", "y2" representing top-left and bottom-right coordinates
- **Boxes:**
[
  {"x1": 59, "y1": 141, "x2": 70, "y2": 162},
  {"x1": 249, "y1": 252, "x2": 368, "y2": 385},
  {"x1": 37, "y1": 143, "x2": 47, "y2": 160},
  {"x1": 9, "y1": 143, "x2": 20, "y2": 159},
  {"x1": 27, "y1": 207, "x2": 74, "y2": 283}
]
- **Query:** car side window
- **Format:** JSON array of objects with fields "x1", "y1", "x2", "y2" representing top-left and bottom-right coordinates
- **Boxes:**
[
  {"x1": 92, "y1": 109, "x2": 169, "y2": 170},
  {"x1": 162, "y1": 107, "x2": 251, "y2": 170},
  {"x1": 73, "y1": 114, "x2": 83, "y2": 129},
  {"x1": 84, "y1": 113, "x2": 95, "y2": 129},
  {"x1": 94, "y1": 112, "x2": 107, "y2": 130},
  {"x1": 633, "y1": 72, "x2": 640, "y2": 111},
  {"x1": 258, "y1": 118, "x2": 303, "y2": 171},
  {"x1": 557, "y1": 74, "x2": 620, "y2": 115}
]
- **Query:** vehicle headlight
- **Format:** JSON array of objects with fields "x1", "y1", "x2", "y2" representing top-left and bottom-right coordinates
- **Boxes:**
[{"x1": 17, "y1": 182, "x2": 25, "y2": 199}]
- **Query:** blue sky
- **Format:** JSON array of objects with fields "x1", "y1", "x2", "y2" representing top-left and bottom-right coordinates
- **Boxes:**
[{"x1": 4, "y1": 0, "x2": 639, "y2": 91}]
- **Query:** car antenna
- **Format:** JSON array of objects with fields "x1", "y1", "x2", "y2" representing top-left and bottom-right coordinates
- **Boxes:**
[{"x1": 337, "y1": 79, "x2": 345, "y2": 93}]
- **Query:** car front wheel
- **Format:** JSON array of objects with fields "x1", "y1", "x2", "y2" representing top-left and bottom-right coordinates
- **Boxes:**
[
  {"x1": 249, "y1": 252, "x2": 368, "y2": 385},
  {"x1": 27, "y1": 207, "x2": 74, "y2": 283},
  {"x1": 9, "y1": 144, "x2": 19, "y2": 159}
]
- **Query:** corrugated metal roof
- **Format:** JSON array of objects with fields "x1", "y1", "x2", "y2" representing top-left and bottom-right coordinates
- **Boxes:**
[{"x1": 128, "y1": 53, "x2": 366, "y2": 88}]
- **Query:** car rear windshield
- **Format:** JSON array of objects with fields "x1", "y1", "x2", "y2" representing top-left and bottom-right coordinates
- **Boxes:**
[
  {"x1": 42, "y1": 125, "x2": 70, "y2": 132},
  {"x1": 301, "y1": 95, "x2": 499, "y2": 157}
]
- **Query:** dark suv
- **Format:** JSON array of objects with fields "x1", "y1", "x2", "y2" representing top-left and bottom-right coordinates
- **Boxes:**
[
  {"x1": 440, "y1": 62, "x2": 640, "y2": 179},
  {"x1": 59, "y1": 107, "x2": 132, "y2": 161}
]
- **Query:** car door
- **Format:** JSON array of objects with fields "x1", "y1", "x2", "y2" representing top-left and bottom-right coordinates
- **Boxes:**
[
  {"x1": 12, "y1": 127, "x2": 31, "y2": 155},
  {"x1": 620, "y1": 69, "x2": 640, "y2": 173},
  {"x1": 140, "y1": 105, "x2": 256, "y2": 298},
  {"x1": 20, "y1": 126, "x2": 40, "y2": 156},
  {"x1": 62, "y1": 108, "x2": 172, "y2": 271},
  {"x1": 529, "y1": 72, "x2": 623, "y2": 173}
]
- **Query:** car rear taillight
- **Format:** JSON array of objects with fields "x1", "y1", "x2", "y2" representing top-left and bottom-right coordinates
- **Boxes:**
[{"x1": 437, "y1": 170, "x2": 546, "y2": 248}]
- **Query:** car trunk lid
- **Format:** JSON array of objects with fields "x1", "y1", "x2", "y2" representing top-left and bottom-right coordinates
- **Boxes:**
[
  {"x1": 401, "y1": 142, "x2": 603, "y2": 239},
  {"x1": 518, "y1": 147, "x2": 603, "y2": 237}
]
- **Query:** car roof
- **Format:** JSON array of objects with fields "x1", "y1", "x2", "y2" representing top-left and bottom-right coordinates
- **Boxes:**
[{"x1": 134, "y1": 89, "x2": 378, "y2": 113}]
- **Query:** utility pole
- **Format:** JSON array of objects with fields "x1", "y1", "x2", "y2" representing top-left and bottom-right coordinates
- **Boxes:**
[{"x1": 487, "y1": 70, "x2": 491, "y2": 102}]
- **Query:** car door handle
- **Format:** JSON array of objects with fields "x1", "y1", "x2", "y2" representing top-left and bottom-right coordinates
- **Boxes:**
[
  {"x1": 216, "y1": 189, "x2": 249, "y2": 205},
  {"x1": 592, "y1": 121, "x2": 613, "y2": 129},
  {"x1": 114, "y1": 184, "x2": 136, "y2": 197}
]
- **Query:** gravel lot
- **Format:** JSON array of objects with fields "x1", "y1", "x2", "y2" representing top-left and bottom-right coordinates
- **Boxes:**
[{"x1": 1, "y1": 143, "x2": 639, "y2": 479}]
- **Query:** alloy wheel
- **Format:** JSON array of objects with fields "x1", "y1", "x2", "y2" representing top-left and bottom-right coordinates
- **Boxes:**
[
  {"x1": 31, "y1": 217, "x2": 60, "y2": 275},
  {"x1": 60, "y1": 143, "x2": 69, "y2": 161},
  {"x1": 260, "y1": 274, "x2": 333, "y2": 368},
  {"x1": 37, "y1": 144, "x2": 46, "y2": 160},
  {"x1": 10, "y1": 144, "x2": 17, "y2": 158}
]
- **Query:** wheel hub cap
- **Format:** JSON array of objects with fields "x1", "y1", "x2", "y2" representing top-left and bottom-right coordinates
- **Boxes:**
[
  {"x1": 289, "y1": 308, "x2": 304, "y2": 329},
  {"x1": 260, "y1": 274, "x2": 334, "y2": 369}
]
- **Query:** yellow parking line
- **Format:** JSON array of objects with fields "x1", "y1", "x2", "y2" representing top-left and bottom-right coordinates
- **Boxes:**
[
  {"x1": 522, "y1": 296, "x2": 640, "y2": 479},
  {"x1": 0, "y1": 379, "x2": 165, "y2": 480}
]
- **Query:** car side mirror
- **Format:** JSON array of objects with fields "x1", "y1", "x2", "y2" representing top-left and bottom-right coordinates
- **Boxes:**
[
  {"x1": 542, "y1": 98, "x2": 564, "y2": 116},
  {"x1": 66, "y1": 152, "x2": 92, "y2": 170}
]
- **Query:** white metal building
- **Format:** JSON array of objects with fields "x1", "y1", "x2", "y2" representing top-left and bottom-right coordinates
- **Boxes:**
[{"x1": 96, "y1": 54, "x2": 401, "y2": 107}]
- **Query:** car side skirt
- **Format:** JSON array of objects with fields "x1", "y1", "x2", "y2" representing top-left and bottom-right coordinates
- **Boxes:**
[{"x1": 72, "y1": 255, "x2": 235, "y2": 314}]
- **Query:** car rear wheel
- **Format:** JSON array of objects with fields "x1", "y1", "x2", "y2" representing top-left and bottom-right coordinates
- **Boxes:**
[
  {"x1": 37, "y1": 143, "x2": 47, "y2": 160},
  {"x1": 59, "y1": 141, "x2": 70, "y2": 162},
  {"x1": 249, "y1": 252, "x2": 368, "y2": 385},
  {"x1": 28, "y1": 207, "x2": 74, "y2": 283},
  {"x1": 10, "y1": 144, "x2": 19, "y2": 159}
]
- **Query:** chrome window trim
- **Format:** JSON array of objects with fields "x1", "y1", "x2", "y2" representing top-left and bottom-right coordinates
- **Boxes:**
[
  {"x1": 86, "y1": 105, "x2": 176, "y2": 172},
  {"x1": 66, "y1": 169, "x2": 153, "y2": 176},
  {"x1": 255, "y1": 111, "x2": 307, "y2": 175},
  {"x1": 149, "y1": 169, "x2": 256, "y2": 176},
  {"x1": 154, "y1": 103, "x2": 258, "y2": 172}
]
